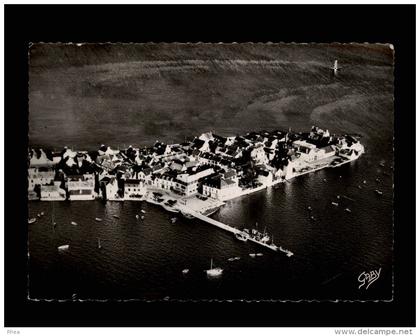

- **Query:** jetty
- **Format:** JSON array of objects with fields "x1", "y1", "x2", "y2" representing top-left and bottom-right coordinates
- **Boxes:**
[{"x1": 178, "y1": 206, "x2": 293, "y2": 257}]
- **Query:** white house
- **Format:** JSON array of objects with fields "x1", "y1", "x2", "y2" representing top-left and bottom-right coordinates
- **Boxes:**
[
  {"x1": 29, "y1": 149, "x2": 54, "y2": 168},
  {"x1": 101, "y1": 176, "x2": 122, "y2": 201},
  {"x1": 314, "y1": 145, "x2": 336, "y2": 161},
  {"x1": 67, "y1": 174, "x2": 96, "y2": 200},
  {"x1": 28, "y1": 167, "x2": 55, "y2": 191},
  {"x1": 250, "y1": 143, "x2": 269, "y2": 165},
  {"x1": 40, "y1": 185, "x2": 66, "y2": 201},
  {"x1": 174, "y1": 167, "x2": 215, "y2": 196},
  {"x1": 124, "y1": 179, "x2": 147, "y2": 200},
  {"x1": 256, "y1": 169, "x2": 273, "y2": 186},
  {"x1": 292, "y1": 140, "x2": 317, "y2": 162},
  {"x1": 202, "y1": 176, "x2": 241, "y2": 201}
]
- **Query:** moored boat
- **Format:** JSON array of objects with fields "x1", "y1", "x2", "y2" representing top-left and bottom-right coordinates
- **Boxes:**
[
  {"x1": 235, "y1": 232, "x2": 248, "y2": 242},
  {"x1": 28, "y1": 218, "x2": 37, "y2": 224},
  {"x1": 58, "y1": 244, "x2": 69, "y2": 252},
  {"x1": 205, "y1": 258, "x2": 223, "y2": 277}
]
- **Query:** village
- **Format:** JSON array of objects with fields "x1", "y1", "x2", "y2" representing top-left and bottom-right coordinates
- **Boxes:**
[
  {"x1": 27, "y1": 126, "x2": 365, "y2": 256},
  {"x1": 28, "y1": 126, "x2": 365, "y2": 208}
]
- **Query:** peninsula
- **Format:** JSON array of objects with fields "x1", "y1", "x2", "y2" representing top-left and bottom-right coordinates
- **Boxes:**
[{"x1": 28, "y1": 126, "x2": 364, "y2": 255}]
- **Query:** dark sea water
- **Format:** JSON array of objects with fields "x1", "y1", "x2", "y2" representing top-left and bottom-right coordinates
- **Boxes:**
[{"x1": 28, "y1": 44, "x2": 394, "y2": 301}]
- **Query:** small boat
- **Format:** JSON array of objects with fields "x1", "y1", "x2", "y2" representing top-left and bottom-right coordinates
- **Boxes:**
[
  {"x1": 170, "y1": 217, "x2": 177, "y2": 223},
  {"x1": 140, "y1": 210, "x2": 146, "y2": 214},
  {"x1": 206, "y1": 258, "x2": 223, "y2": 277},
  {"x1": 58, "y1": 244, "x2": 69, "y2": 252},
  {"x1": 182, "y1": 269, "x2": 189, "y2": 275},
  {"x1": 331, "y1": 202, "x2": 339, "y2": 206},
  {"x1": 375, "y1": 189, "x2": 383, "y2": 195},
  {"x1": 358, "y1": 185, "x2": 362, "y2": 189},
  {"x1": 375, "y1": 178, "x2": 380, "y2": 183},
  {"x1": 40, "y1": 211, "x2": 45, "y2": 216},
  {"x1": 249, "y1": 253, "x2": 257, "y2": 258},
  {"x1": 363, "y1": 180, "x2": 367, "y2": 184},
  {"x1": 310, "y1": 216, "x2": 316, "y2": 221},
  {"x1": 28, "y1": 218, "x2": 37, "y2": 224},
  {"x1": 37, "y1": 213, "x2": 42, "y2": 218},
  {"x1": 71, "y1": 221, "x2": 78, "y2": 226},
  {"x1": 141, "y1": 215, "x2": 145, "y2": 220},
  {"x1": 112, "y1": 215, "x2": 120, "y2": 219},
  {"x1": 336, "y1": 195, "x2": 341, "y2": 199},
  {"x1": 95, "y1": 218, "x2": 103, "y2": 222},
  {"x1": 235, "y1": 232, "x2": 248, "y2": 242},
  {"x1": 323, "y1": 178, "x2": 327, "y2": 182},
  {"x1": 345, "y1": 208, "x2": 352, "y2": 213},
  {"x1": 53, "y1": 222, "x2": 57, "y2": 228},
  {"x1": 379, "y1": 162, "x2": 385, "y2": 167},
  {"x1": 256, "y1": 253, "x2": 263, "y2": 257},
  {"x1": 97, "y1": 238, "x2": 102, "y2": 249},
  {"x1": 135, "y1": 215, "x2": 139, "y2": 220},
  {"x1": 261, "y1": 235, "x2": 270, "y2": 243},
  {"x1": 307, "y1": 206, "x2": 312, "y2": 211}
]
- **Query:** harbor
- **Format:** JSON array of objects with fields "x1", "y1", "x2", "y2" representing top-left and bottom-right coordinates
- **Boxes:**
[{"x1": 176, "y1": 205, "x2": 294, "y2": 257}]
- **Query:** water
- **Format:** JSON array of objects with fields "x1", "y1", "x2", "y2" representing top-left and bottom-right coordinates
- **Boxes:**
[
  {"x1": 28, "y1": 146, "x2": 393, "y2": 301},
  {"x1": 28, "y1": 44, "x2": 394, "y2": 300}
]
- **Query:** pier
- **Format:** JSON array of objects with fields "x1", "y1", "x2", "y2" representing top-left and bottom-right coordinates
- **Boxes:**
[{"x1": 178, "y1": 206, "x2": 294, "y2": 257}]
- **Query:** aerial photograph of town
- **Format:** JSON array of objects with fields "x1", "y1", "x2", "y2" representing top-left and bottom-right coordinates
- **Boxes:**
[{"x1": 27, "y1": 43, "x2": 394, "y2": 301}]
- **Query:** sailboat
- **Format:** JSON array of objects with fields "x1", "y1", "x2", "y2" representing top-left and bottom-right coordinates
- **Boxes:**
[
  {"x1": 206, "y1": 258, "x2": 223, "y2": 277},
  {"x1": 52, "y1": 202, "x2": 57, "y2": 229},
  {"x1": 331, "y1": 59, "x2": 341, "y2": 75}
]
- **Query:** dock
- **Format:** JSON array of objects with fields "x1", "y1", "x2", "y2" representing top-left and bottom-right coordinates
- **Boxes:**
[{"x1": 178, "y1": 206, "x2": 293, "y2": 257}]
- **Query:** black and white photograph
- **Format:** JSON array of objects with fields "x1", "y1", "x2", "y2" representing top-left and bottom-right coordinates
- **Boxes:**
[
  {"x1": 4, "y1": 3, "x2": 416, "y2": 331},
  {"x1": 27, "y1": 42, "x2": 394, "y2": 302}
]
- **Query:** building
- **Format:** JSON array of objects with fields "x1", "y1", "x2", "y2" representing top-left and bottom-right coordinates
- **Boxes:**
[
  {"x1": 29, "y1": 149, "x2": 54, "y2": 168},
  {"x1": 256, "y1": 168, "x2": 273, "y2": 185},
  {"x1": 152, "y1": 173, "x2": 177, "y2": 192},
  {"x1": 202, "y1": 175, "x2": 242, "y2": 201},
  {"x1": 67, "y1": 174, "x2": 96, "y2": 200},
  {"x1": 250, "y1": 143, "x2": 269, "y2": 165},
  {"x1": 174, "y1": 167, "x2": 215, "y2": 196},
  {"x1": 315, "y1": 145, "x2": 336, "y2": 160},
  {"x1": 292, "y1": 140, "x2": 317, "y2": 162},
  {"x1": 100, "y1": 176, "x2": 122, "y2": 201},
  {"x1": 40, "y1": 185, "x2": 66, "y2": 201},
  {"x1": 124, "y1": 179, "x2": 147, "y2": 200},
  {"x1": 28, "y1": 167, "x2": 55, "y2": 191}
]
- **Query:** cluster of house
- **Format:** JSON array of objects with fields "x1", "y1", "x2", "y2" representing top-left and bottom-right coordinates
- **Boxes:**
[{"x1": 28, "y1": 126, "x2": 364, "y2": 202}]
